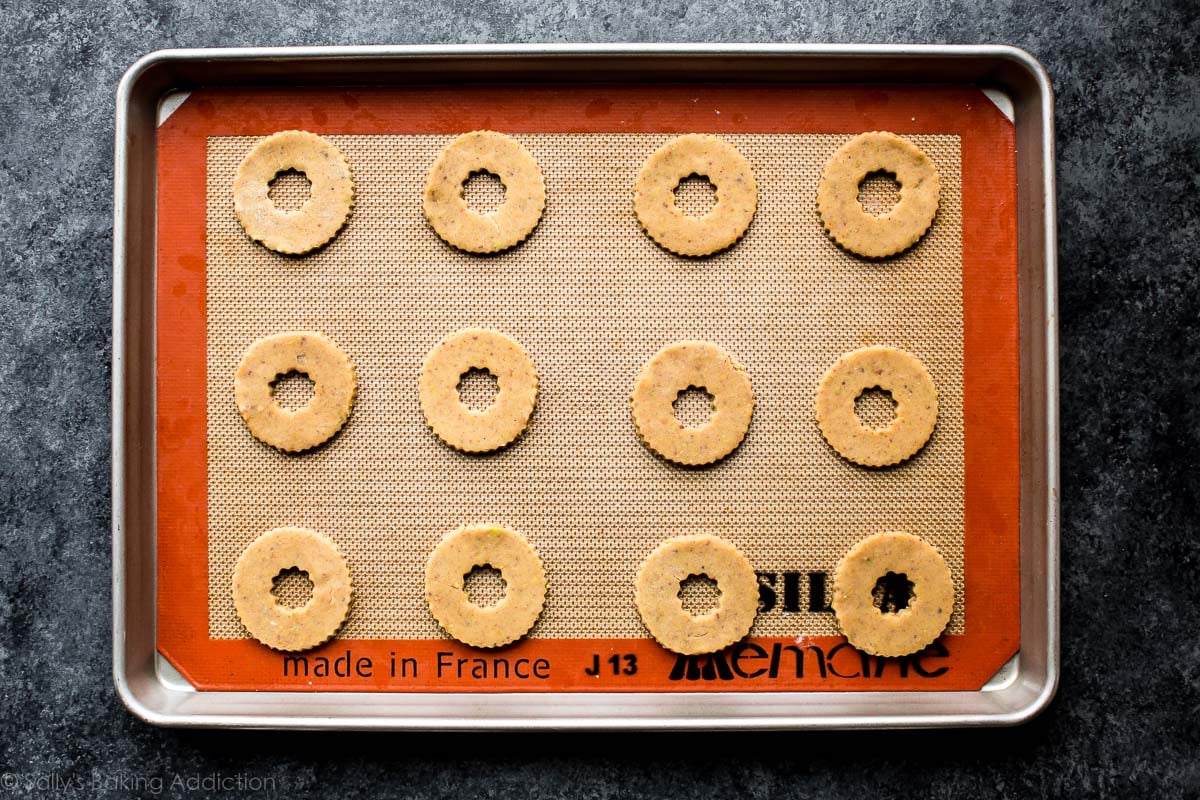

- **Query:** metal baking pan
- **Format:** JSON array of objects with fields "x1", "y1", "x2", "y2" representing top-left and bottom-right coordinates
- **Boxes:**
[{"x1": 112, "y1": 43, "x2": 1058, "y2": 729}]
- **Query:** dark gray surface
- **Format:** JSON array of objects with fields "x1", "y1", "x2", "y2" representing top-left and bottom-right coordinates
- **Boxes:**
[{"x1": 2, "y1": 1, "x2": 1198, "y2": 798}]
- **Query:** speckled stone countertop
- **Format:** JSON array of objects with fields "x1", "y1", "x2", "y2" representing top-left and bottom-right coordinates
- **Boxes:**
[{"x1": 1, "y1": 2, "x2": 1197, "y2": 798}]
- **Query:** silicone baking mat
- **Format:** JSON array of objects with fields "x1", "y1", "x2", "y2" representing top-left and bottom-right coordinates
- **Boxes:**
[{"x1": 156, "y1": 84, "x2": 1019, "y2": 692}]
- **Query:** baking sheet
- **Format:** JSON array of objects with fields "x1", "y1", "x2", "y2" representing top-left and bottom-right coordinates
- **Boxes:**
[{"x1": 113, "y1": 45, "x2": 1057, "y2": 727}]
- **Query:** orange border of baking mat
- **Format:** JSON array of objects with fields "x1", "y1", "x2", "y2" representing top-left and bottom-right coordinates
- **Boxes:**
[{"x1": 156, "y1": 84, "x2": 1018, "y2": 692}]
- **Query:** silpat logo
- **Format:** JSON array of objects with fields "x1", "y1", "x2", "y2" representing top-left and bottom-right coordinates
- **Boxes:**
[
  {"x1": 664, "y1": 569, "x2": 948, "y2": 681},
  {"x1": 667, "y1": 641, "x2": 950, "y2": 682}
]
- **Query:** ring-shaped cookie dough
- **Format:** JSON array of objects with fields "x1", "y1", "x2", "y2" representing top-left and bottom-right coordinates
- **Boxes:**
[
  {"x1": 816, "y1": 131, "x2": 940, "y2": 258},
  {"x1": 232, "y1": 527, "x2": 353, "y2": 652},
  {"x1": 418, "y1": 329, "x2": 538, "y2": 453},
  {"x1": 233, "y1": 130, "x2": 354, "y2": 255},
  {"x1": 635, "y1": 534, "x2": 758, "y2": 655},
  {"x1": 631, "y1": 341, "x2": 754, "y2": 466},
  {"x1": 235, "y1": 331, "x2": 357, "y2": 453},
  {"x1": 425, "y1": 524, "x2": 548, "y2": 649},
  {"x1": 633, "y1": 134, "x2": 758, "y2": 256},
  {"x1": 814, "y1": 345, "x2": 937, "y2": 467},
  {"x1": 423, "y1": 131, "x2": 546, "y2": 253},
  {"x1": 831, "y1": 531, "x2": 954, "y2": 657}
]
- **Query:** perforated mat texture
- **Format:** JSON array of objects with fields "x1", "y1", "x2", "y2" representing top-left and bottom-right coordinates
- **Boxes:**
[{"x1": 205, "y1": 133, "x2": 964, "y2": 641}]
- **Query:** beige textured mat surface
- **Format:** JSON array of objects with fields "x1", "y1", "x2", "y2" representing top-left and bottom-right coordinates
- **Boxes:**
[{"x1": 205, "y1": 133, "x2": 964, "y2": 641}]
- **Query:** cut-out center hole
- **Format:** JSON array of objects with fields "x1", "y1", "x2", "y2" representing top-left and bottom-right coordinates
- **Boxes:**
[
  {"x1": 855, "y1": 387, "x2": 897, "y2": 431},
  {"x1": 872, "y1": 571, "x2": 915, "y2": 614},
  {"x1": 673, "y1": 385, "x2": 715, "y2": 429},
  {"x1": 462, "y1": 170, "x2": 506, "y2": 215},
  {"x1": 464, "y1": 565, "x2": 507, "y2": 608},
  {"x1": 457, "y1": 368, "x2": 500, "y2": 412},
  {"x1": 857, "y1": 170, "x2": 902, "y2": 217},
  {"x1": 268, "y1": 169, "x2": 312, "y2": 212},
  {"x1": 271, "y1": 567, "x2": 314, "y2": 609},
  {"x1": 271, "y1": 370, "x2": 316, "y2": 412},
  {"x1": 679, "y1": 573, "x2": 722, "y2": 617},
  {"x1": 673, "y1": 174, "x2": 718, "y2": 217}
]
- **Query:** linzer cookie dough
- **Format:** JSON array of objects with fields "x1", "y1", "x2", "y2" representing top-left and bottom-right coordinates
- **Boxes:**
[
  {"x1": 418, "y1": 329, "x2": 538, "y2": 453},
  {"x1": 633, "y1": 134, "x2": 757, "y2": 256},
  {"x1": 423, "y1": 130, "x2": 546, "y2": 253},
  {"x1": 635, "y1": 534, "x2": 758, "y2": 655},
  {"x1": 814, "y1": 345, "x2": 937, "y2": 467},
  {"x1": 631, "y1": 341, "x2": 754, "y2": 466},
  {"x1": 425, "y1": 525, "x2": 548, "y2": 649},
  {"x1": 232, "y1": 130, "x2": 354, "y2": 255},
  {"x1": 234, "y1": 331, "x2": 357, "y2": 453},
  {"x1": 232, "y1": 527, "x2": 353, "y2": 652},
  {"x1": 816, "y1": 131, "x2": 940, "y2": 258},
  {"x1": 831, "y1": 531, "x2": 954, "y2": 657}
]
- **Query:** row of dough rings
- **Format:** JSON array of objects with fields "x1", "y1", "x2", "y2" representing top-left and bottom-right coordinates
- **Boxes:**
[
  {"x1": 639, "y1": 531, "x2": 955, "y2": 657},
  {"x1": 233, "y1": 526, "x2": 954, "y2": 658},
  {"x1": 231, "y1": 526, "x2": 753, "y2": 655},
  {"x1": 416, "y1": 332, "x2": 757, "y2": 463},
  {"x1": 230, "y1": 331, "x2": 753, "y2": 462},
  {"x1": 234, "y1": 129, "x2": 939, "y2": 259},
  {"x1": 423, "y1": 335, "x2": 935, "y2": 469},
  {"x1": 230, "y1": 130, "x2": 544, "y2": 256},
  {"x1": 230, "y1": 524, "x2": 546, "y2": 651},
  {"x1": 233, "y1": 332, "x2": 939, "y2": 469}
]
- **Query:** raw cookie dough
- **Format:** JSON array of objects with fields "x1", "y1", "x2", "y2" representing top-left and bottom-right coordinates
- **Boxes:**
[
  {"x1": 418, "y1": 329, "x2": 538, "y2": 453},
  {"x1": 816, "y1": 131, "x2": 940, "y2": 258},
  {"x1": 631, "y1": 341, "x2": 754, "y2": 466},
  {"x1": 831, "y1": 531, "x2": 954, "y2": 657},
  {"x1": 232, "y1": 527, "x2": 353, "y2": 652},
  {"x1": 234, "y1": 331, "x2": 357, "y2": 453},
  {"x1": 233, "y1": 130, "x2": 354, "y2": 255},
  {"x1": 422, "y1": 130, "x2": 546, "y2": 253},
  {"x1": 425, "y1": 524, "x2": 548, "y2": 649},
  {"x1": 814, "y1": 345, "x2": 937, "y2": 467},
  {"x1": 634, "y1": 534, "x2": 758, "y2": 655},
  {"x1": 633, "y1": 134, "x2": 758, "y2": 257}
]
